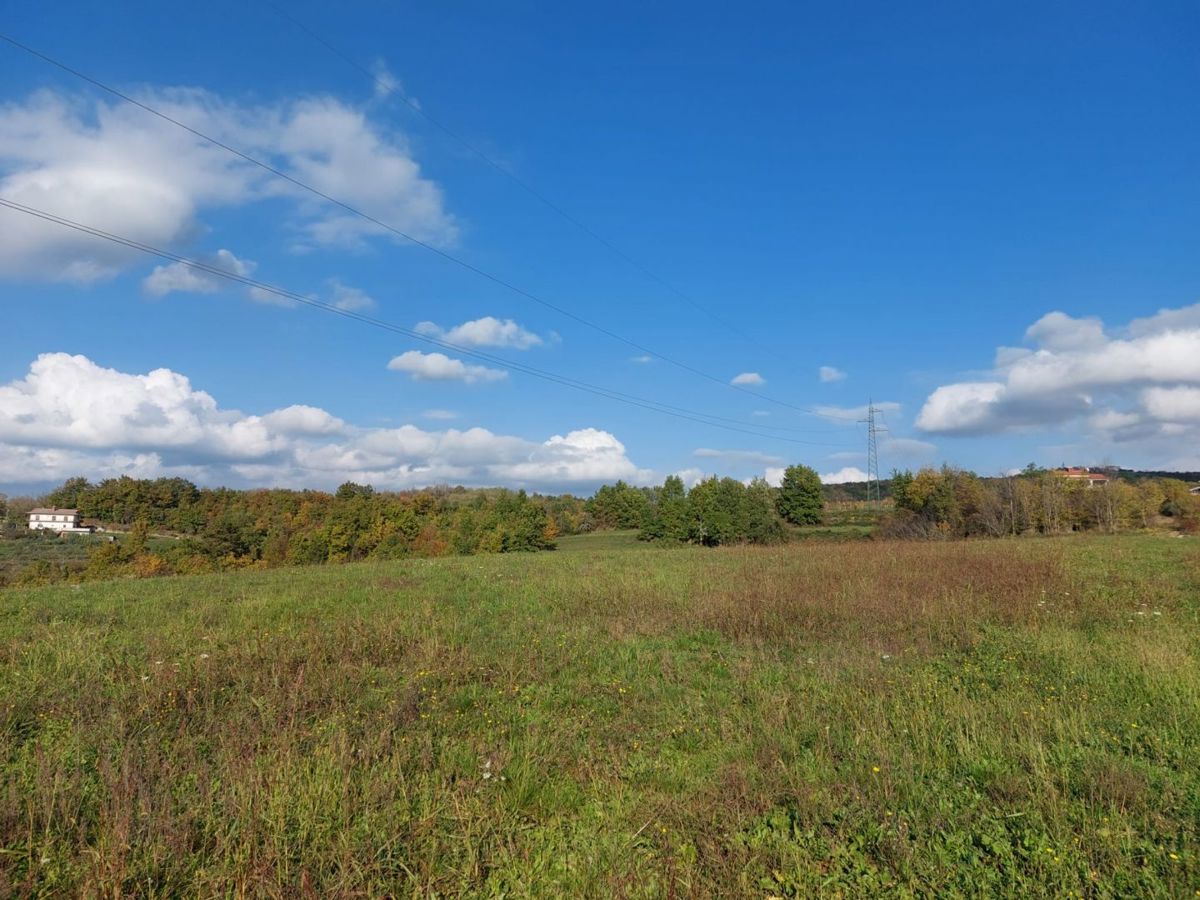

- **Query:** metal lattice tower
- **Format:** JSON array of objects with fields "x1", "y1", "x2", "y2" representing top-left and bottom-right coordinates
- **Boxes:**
[{"x1": 859, "y1": 400, "x2": 883, "y2": 506}]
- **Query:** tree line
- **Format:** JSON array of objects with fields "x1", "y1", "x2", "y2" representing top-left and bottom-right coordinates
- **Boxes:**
[
  {"x1": 1, "y1": 476, "x2": 588, "y2": 586},
  {"x1": 887, "y1": 465, "x2": 1200, "y2": 537},
  {"x1": 588, "y1": 466, "x2": 825, "y2": 546},
  {"x1": 2, "y1": 464, "x2": 1197, "y2": 588}
]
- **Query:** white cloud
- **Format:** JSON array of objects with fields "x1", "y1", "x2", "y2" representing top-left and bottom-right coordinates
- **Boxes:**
[
  {"x1": 0, "y1": 88, "x2": 455, "y2": 282},
  {"x1": 731, "y1": 372, "x2": 765, "y2": 386},
  {"x1": 1023, "y1": 311, "x2": 1107, "y2": 352},
  {"x1": 631, "y1": 355, "x2": 653, "y2": 364},
  {"x1": 819, "y1": 365, "x2": 846, "y2": 382},
  {"x1": 414, "y1": 316, "x2": 543, "y2": 349},
  {"x1": 386, "y1": 350, "x2": 507, "y2": 384},
  {"x1": 881, "y1": 437, "x2": 937, "y2": 459},
  {"x1": 422, "y1": 409, "x2": 458, "y2": 420},
  {"x1": 813, "y1": 402, "x2": 901, "y2": 422},
  {"x1": 916, "y1": 303, "x2": 1200, "y2": 442},
  {"x1": 261, "y1": 96, "x2": 456, "y2": 250},
  {"x1": 370, "y1": 60, "x2": 401, "y2": 102},
  {"x1": 821, "y1": 466, "x2": 871, "y2": 484},
  {"x1": 260, "y1": 405, "x2": 345, "y2": 436},
  {"x1": 142, "y1": 249, "x2": 256, "y2": 297},
  {"x1": 1141, "y1": 386, "x2": 1200, "y2": 423},
  {"x1": 751, "y1": 410, "x2": 770, "y2": 417},
  {"x1": 328, "y1": 280, "x2": 376, "y2": 311},
  {"x1": 0, "y1": 353, "x2": 283, "y2": 460},
  {"x1": 763, "y1": 466, "x2": 785, "y2": 487},
  {"x1": 0, "y1": 353, "x2": 648, "y2": 492},
  {"x1": 674, "y1": 467, "x2": 707, "y2": 487},
  {"x1": 1126, "y1": 303, "x2": 1200, "y2": 338},
  {"x1": 693, "y1": 448, "x2": 784, "y2": 466}
]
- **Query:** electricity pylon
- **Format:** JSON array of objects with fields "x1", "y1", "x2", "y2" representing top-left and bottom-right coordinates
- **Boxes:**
[{"x1": 858, "y1": 400, "x2": 886, "y2": 506}]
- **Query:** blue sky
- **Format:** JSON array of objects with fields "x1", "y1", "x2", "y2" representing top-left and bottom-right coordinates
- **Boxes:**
[{"x1": 2, "y1": 0, "x2": 1199, "y2": 494}]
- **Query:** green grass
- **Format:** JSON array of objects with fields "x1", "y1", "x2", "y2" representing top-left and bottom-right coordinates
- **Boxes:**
[
  {"x1": 1, "y1": 534, "x2": 1198, "y2": 896},
  {"x1": 554, "y1": 529, "x2": 645, "y2": 552}
]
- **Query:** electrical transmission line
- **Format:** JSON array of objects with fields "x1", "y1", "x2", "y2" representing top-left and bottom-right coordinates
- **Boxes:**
[
  {"x1": 259, "y1": 0, "x2": 794, "y2": 366},
  {"x1": 0, "y1": 31, "x2": 846, "y2": 424},
  {"x1": 0, "y1": 197, "x2": 856, "y2": 451}
]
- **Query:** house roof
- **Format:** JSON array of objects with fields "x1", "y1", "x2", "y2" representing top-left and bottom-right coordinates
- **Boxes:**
[{"x1": 28, "y1": 508, "x2": 79, "y2": 515}]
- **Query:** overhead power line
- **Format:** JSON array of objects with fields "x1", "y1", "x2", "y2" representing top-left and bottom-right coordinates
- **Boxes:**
[
  {"x1": 0, "y1": 31, "x2": 846, "y2": 424},
  {"x1": 259, "y1": 0, "x2": 792, "y2": 366},
  {"x1": 0, "y1": 197, "x2": 855, "y2": 451}
]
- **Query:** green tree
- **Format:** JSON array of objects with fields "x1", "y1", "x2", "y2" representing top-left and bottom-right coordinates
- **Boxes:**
[
  {"x1": 45, "y1": 476, "x2": 92, "y2": 509},
  {"x1": 126, "y1": 517, "x2": 151, "y2": 556},
  {"x1": 891, "y1": 470, "x2": 916, "y2": 511},
  {"x1": 687, "y1": 478, "x2": 738, "y2": 545},
  {"x1": 643, "y1": 475, "x2": 689, "y2": 542},
  {"x1": 775, "y1": 465, "x2": 824, "y2": 525},
  {"x1": 743, "y1": 477, "x2": 786, "y2": 543},
  {"x1": 336, "y1": 481, "x2": 375, "y2": 501},
  {"x1": 587, "y1": 481, "x2": 649, "y2": 529}
]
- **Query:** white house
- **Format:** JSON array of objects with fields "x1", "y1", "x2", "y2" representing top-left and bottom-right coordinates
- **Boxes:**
[{"x1": 27, "y1": 508, "x2": 93, "y2": 534}]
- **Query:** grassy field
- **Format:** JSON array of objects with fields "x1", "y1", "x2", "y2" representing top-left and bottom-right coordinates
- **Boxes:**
[{"x1": 1, "y1": 534, "x2": 1198, "y2": 896}]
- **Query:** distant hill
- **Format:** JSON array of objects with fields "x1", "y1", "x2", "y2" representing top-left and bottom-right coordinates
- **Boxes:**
[
  {"x1": 821, "y1": 469, "x2": 1200, "y2": 502},
  {"x1": 1116, "y1": 468, "x2": 1200, "y2": 484}
]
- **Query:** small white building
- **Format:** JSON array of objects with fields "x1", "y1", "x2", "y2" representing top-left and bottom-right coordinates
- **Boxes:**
[{"x1": 28, "y1": 508, "x2": 93, "y2": 534}]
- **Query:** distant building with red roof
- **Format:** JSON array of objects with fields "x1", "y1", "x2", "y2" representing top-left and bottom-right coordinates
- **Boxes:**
[{"x1": 1055, "y1": 467, "x2": 1110, "y2": 487}]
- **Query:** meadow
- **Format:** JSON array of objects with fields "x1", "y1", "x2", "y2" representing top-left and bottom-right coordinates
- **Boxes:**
[{"x1": 1, "y1": 533, "x2": 1197, "y2": 896}]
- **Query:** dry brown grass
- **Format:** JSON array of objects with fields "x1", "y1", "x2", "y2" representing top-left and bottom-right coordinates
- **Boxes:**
[{"x1": 567, "y1": 540, "x2": 1072, "y2": 654}]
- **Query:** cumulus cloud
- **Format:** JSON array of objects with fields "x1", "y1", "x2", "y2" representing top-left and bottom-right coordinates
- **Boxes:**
[
  {"x1": 760, "y1": 464, "x2": 870, "y2": 487},
  {"x1": 387, "y1": 350, "x2": 507, "y2": 384},
  {"x1": 819, "y1": 365, "x2": 846, "y2": 382},
  {"x1": 414, "y1": 317, "x2": 544, "y2": 349},
  {"x1": 260, "y1": 405, "x2": 346, "y2": 436},
  {"x1": 1127, "y1": 304, "x2": 1200, "y2": 337},
  {"x1": 0, "y1": 88, "x2": 455, "y2": 282},
  {"x1": 1141, "y1": 386, "x2": 1200, "y2": 423},
  {"x1": 1023, "y1": 311, "x2": 1107, "y2": 352},
  {"x1": 763, "y1": 466, "x2": 785, "y2": 487},
  {"x1": 915, "y1": 303, "x2": 1200, "y2": 444},
  {"x1": 0, "y1": 353, "x2": 649, "y2": 491},
  {"x1": 820, "y1": 466, "x2": 871, "y2": 484},
  {"x1": 731, "y1": 372, "x2": 765, "y2": 386},
  {"x1": 142, "y1": 249, "x2": 256, "y2": 297},
  {"x1": 0, "y1": 353, "x2": 284, "y2": 461}
]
